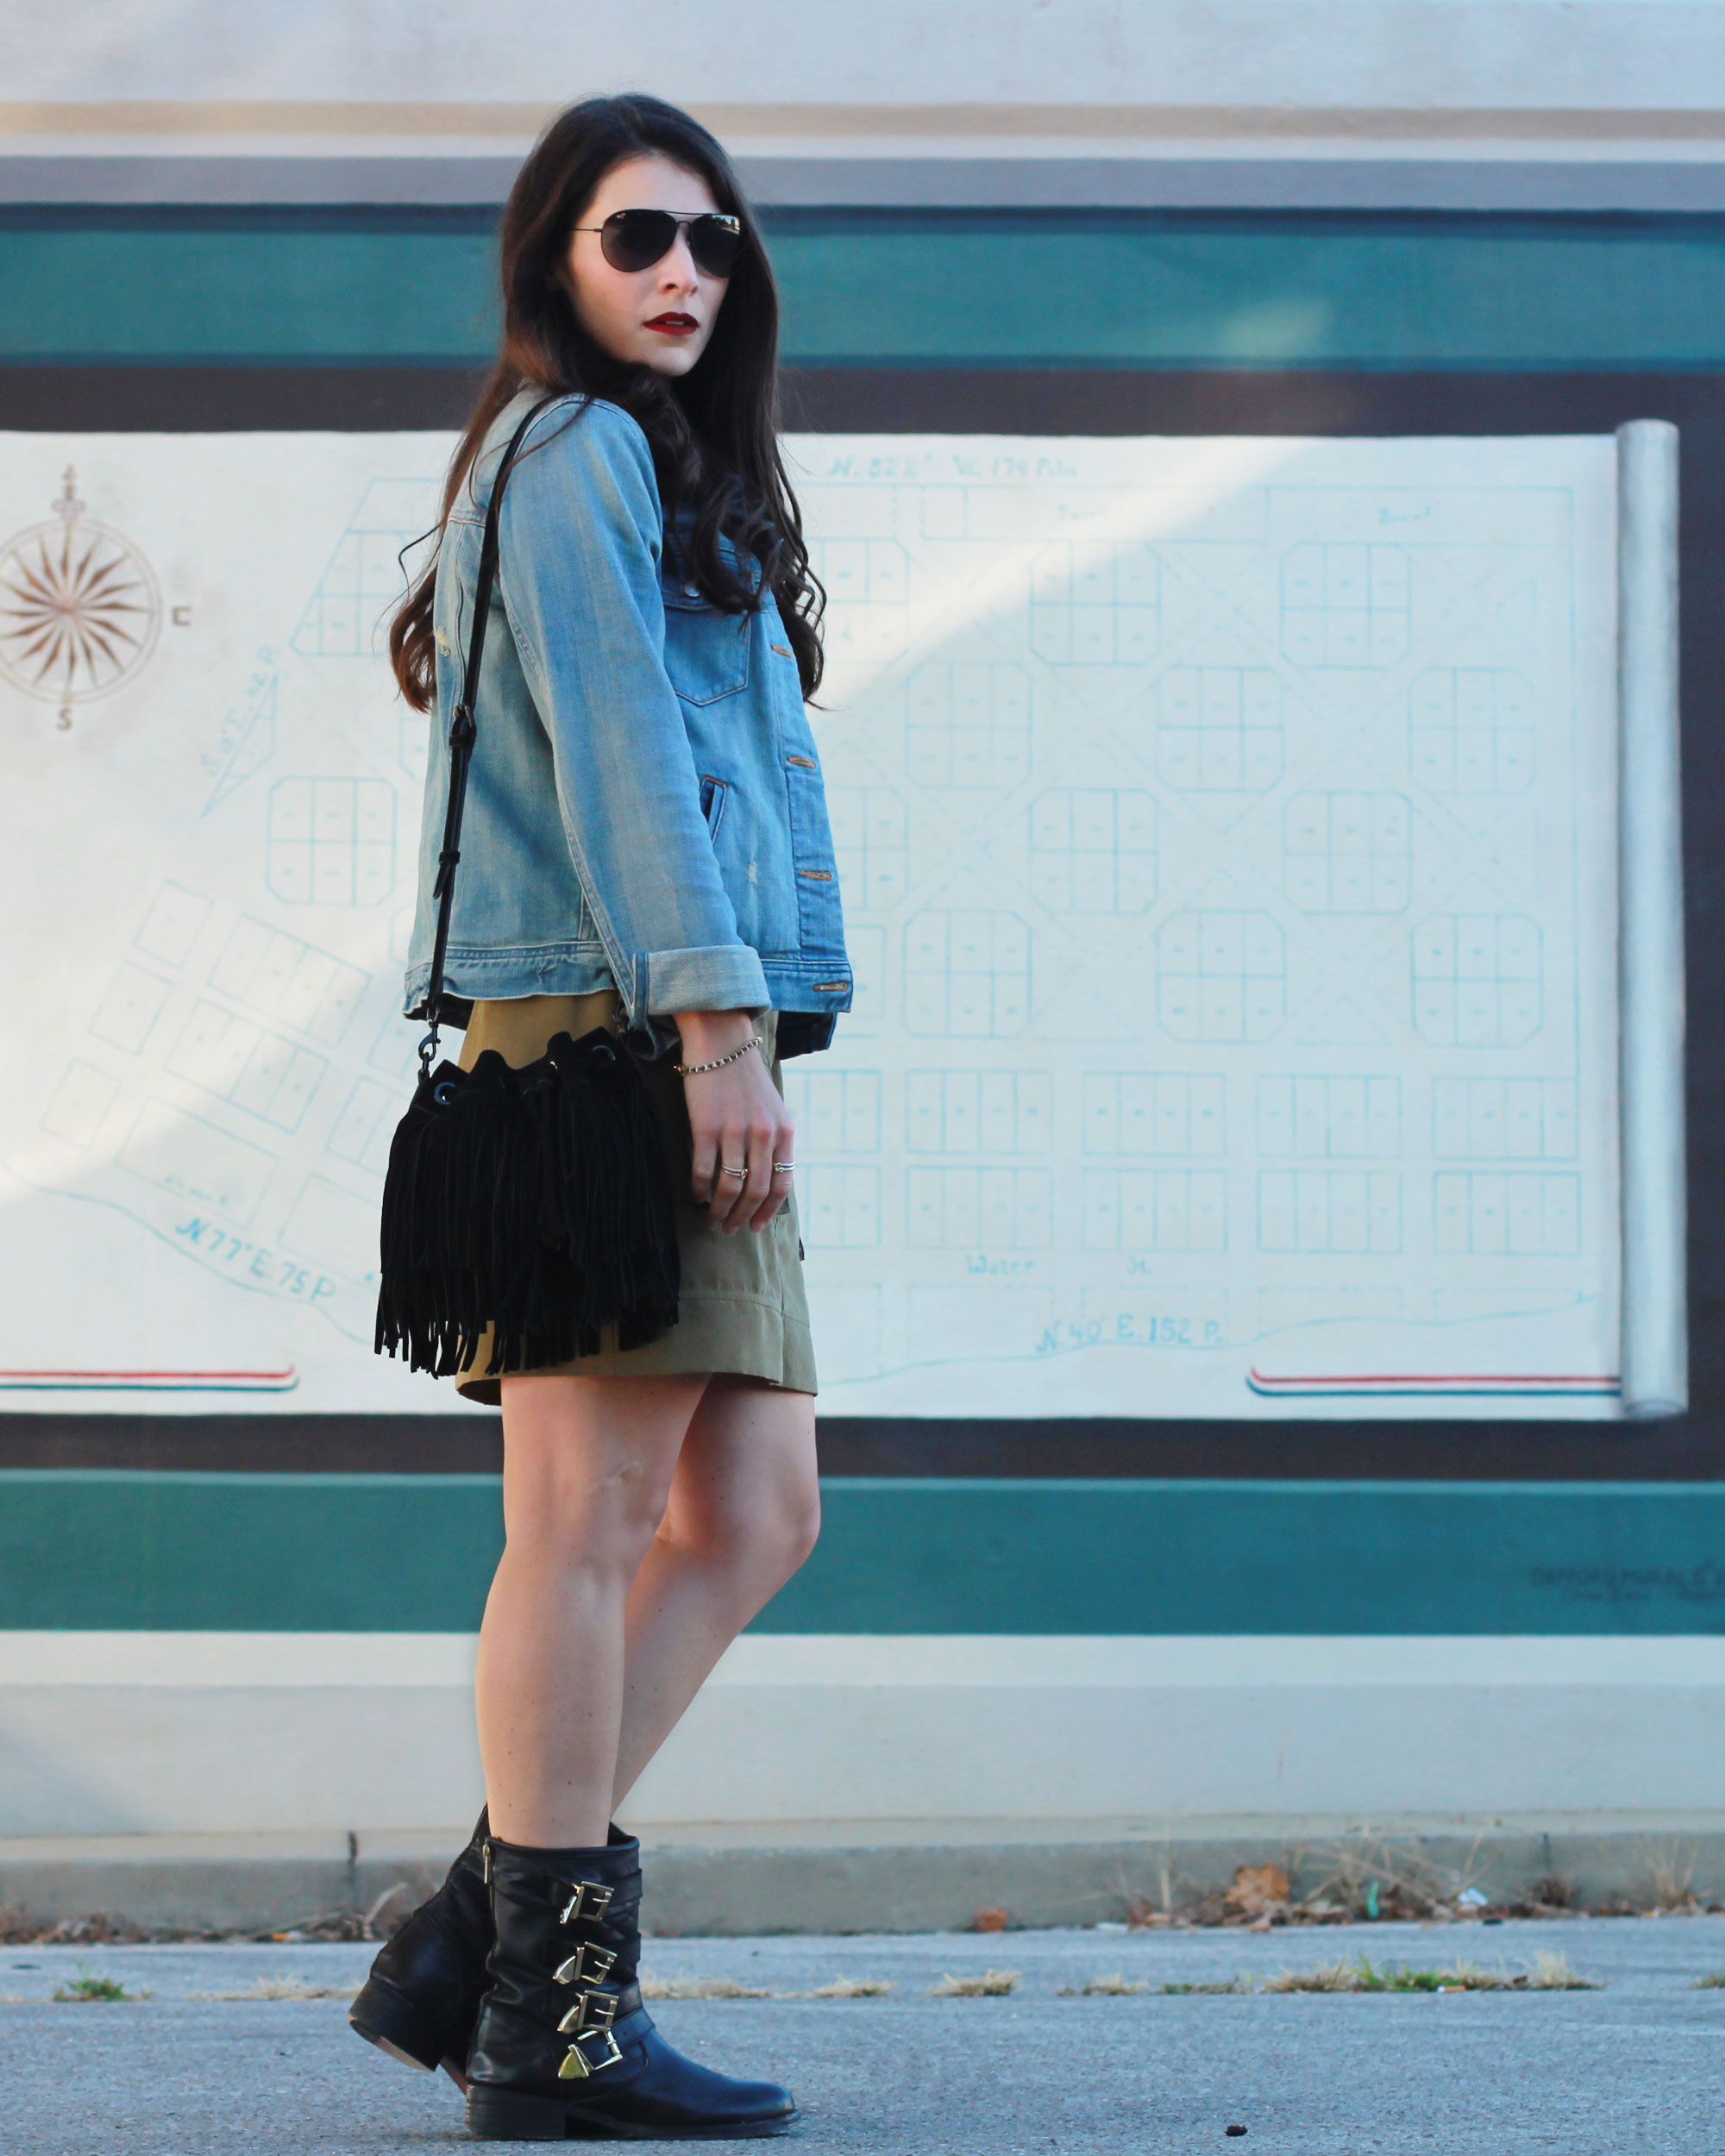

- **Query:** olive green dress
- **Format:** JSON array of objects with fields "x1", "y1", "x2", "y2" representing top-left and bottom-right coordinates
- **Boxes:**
[{"x1": 452, "y1": 992, "x2": 815, "y2": 1404}]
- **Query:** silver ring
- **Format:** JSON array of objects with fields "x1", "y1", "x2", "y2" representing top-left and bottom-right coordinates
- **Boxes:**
[
  {"x1": 773, "y1": 1162, "x2": 795, "y2": 1174},
  {"x1": 722, "y1": 1165, "x2": 748, "y2": 1180}
]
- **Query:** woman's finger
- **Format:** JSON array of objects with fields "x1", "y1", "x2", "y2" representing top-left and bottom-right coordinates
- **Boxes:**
[
  {"x1": 687, "y1": 1094, "x2": 719, "y2": 1206},
  {"x1": 749, "y1": 1118, "x2": 797, "y2": 1231},
  {"x1": 707, "y1": 1116, "x2": 750, "y2": 1227},
  {"x1": 723, "y1": 1114, "x2": 775, "y2": 1234}
]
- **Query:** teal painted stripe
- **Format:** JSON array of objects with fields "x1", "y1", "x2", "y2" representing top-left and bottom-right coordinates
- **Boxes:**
[
  {"x1": 4, "y1": 214, "x2": 1725, "y2": 370},
  {"x1": 2, "y1": 1473, "x2": 1722, "y2": 1636},
  {"x1": 0, "y1": 228, "x2": 498, "y2": 363}
]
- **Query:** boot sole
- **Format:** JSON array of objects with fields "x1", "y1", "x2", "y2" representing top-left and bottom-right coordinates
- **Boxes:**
[
  {"x1": 465, "y1": 2086, "x2": 798, "y2": 2140},
  {"x1": 348, "y1": 1977, "x2": 442, "y2": 2075}
]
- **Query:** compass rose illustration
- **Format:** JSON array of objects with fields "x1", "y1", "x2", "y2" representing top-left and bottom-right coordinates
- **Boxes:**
[{"x1": 0, "y1": 467, "x2": 162, "y2": 728}]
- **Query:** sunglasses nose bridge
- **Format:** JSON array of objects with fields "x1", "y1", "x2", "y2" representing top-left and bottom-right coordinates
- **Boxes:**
[{"x1": 659, "y1": 226, "x2": 702, "y2": 283}]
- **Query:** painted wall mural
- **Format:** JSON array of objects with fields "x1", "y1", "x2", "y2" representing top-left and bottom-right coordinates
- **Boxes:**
[{"x1": 0, "y1": 429, "x2": 1670, "y2": 1416}]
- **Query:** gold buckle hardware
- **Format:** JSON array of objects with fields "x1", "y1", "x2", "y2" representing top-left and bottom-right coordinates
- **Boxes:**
[
  {"x1": 556, "y1": 1988, "x2": 618, "y2": 2036},
  {"x1": 557, "y1": 2030, "x2": 624, "y2": 2080},
  {"x1": 558, "y1": 1880, "x2": 614, "y2": 1927},
  {"x1": 554, "y1": 1945, "x2": 617, "y2": 1987}
]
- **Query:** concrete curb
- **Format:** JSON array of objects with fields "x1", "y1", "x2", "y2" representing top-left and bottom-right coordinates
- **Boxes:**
[{"x1": 4, "y1": 1821, "x2": 1724, "y2": 1935}]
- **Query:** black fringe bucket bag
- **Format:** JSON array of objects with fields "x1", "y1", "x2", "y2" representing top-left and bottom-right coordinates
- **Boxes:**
[{"x1": 374, "y1": 398, "x2": 681, "y2": 1380}]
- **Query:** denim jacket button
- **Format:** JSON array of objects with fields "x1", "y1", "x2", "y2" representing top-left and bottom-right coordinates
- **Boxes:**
[{"x1": 683, "y1": 583, "x2": 699, "y2": 598}]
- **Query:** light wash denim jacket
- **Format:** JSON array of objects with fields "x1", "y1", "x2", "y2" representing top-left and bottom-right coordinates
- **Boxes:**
[{"x1": 403, "y1": 389, "x2": 852, "y2": 1057}]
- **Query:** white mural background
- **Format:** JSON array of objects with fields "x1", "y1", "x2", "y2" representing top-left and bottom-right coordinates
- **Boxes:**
[{"x1": 0, "y1": 430, "x2": 1631, "y2": 1415}]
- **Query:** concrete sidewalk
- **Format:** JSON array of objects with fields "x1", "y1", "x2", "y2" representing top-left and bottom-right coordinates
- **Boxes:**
[{"x1": 5, "y1": 1917, "x2": 1722, "y2": 2153}]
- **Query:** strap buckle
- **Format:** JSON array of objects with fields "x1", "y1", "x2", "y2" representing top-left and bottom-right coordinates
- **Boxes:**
[
  {"x1": 558, "y1": 1879, "x2": 615, "y2": 1927},
  {"x1": 556, "y1": 1988, "x2": 618, "y2": 2036},
  {"x1": 554, "y1": 1945, "x2": 617, "y2": 1986},
  {"x1": 557, "y1": 2028, "x2": 624, "y2": 2079}
]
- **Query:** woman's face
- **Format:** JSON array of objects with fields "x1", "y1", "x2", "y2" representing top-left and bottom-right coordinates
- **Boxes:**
[{"x1": 565, "y1": 154, "x2": 731, "y2": 378}]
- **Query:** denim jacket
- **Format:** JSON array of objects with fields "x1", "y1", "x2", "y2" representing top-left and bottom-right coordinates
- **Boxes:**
[{"x1": 403, "y1": 389, "x2": 852, "y2": 1057}]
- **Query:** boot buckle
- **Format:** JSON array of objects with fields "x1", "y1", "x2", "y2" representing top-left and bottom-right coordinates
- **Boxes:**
[
  {"x1": 558, "y1": 1879, "x2": 615, "y2": 1926},
  {"x1": 554, "y1": 1944, "x2": 617, "y2": 1986},
  {"x1": 556, "y1": 1988, "x2": 618, "y2": 2036},
  {"x1": 557, "y1": 2029, "x2": 624, "y2": 2079}
]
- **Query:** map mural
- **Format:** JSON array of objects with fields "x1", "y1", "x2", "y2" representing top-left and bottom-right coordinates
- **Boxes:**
[{"x1": 0, "y1": 431, "x2": 1627, "y2": 1415}]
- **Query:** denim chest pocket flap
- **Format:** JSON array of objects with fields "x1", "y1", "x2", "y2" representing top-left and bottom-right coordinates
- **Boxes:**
[{"x1": 660, "y1": 567, "x2": 750, "y2": 705}]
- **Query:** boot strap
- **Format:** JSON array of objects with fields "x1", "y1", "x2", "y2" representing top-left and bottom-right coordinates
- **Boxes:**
[
  {"x1": 555, "y1": 1981, "x2": 642, "y2": 2034},
  {"x1": 556, "y1": 2002, "x2": 650, "y2": 2081},
  {"x1": 483, "y1": 1846, "x2": 643, "y2": 1932}
]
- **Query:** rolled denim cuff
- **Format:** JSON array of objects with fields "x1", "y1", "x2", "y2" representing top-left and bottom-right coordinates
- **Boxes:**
[{"x1": 636, "y1": 943, "x2": 771, "y2": 1018}]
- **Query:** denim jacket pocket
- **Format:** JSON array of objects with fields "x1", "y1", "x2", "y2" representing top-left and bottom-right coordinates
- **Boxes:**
[
  {"x1": 662, "y1": 573, "x2": 750, "y2": 705},
  {"x1": 698, "y1": 773, "x2": 729, "y2": 839}
]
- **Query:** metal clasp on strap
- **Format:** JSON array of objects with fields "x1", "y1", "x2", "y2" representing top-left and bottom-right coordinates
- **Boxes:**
[
  {"x1": 554, "y1": 1945, "x2": 617, "y2": 1987},
  {"x1": 556, "y1": 1989, "x2": 618, "y2": 2036},
  {"x1": 557, "y1": 2029, "x2": 624, "y2": 2079},
  {"x1": 558, "y1": 1879, "x2": 615, "y2": 1927}
]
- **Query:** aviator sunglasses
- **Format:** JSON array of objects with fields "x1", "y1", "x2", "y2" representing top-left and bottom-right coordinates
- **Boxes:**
[{"x1": 574, "y1": 209, "x2": 745, "y2": 279}]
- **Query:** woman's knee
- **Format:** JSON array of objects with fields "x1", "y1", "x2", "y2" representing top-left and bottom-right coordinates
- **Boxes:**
[
  {"x1": 773, "y1": 1475, "x2": 822, "y2": 1578},
  {"x1": 499, "y1": 1376, "x2": 695, "y2": 1570},
  {"x1": 672, "y1": 1451, "x2": 820, "y2": 1590},
  {"x1": 505, "y1": 1451, "x2": 678, "y2": 1579}
]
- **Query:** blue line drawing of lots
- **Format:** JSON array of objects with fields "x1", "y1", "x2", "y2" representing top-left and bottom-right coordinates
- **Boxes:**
[
  {"x1": 1158, "y1": 912, "x2": 1285, "y2": 1042},
  {"x1": 1413, "y1": 914, "x2": 1542, "y2": 1047},
  {"x1": 1282, "y1": 543, "x2": 1410, "y2": 667},
  {"x1": 1030, "y1": 788, "x2": 1157, "y2": 913},
  {"x1": 1285, "y1": 793, "x2": 1413, "y2": 913},
  {"x1": 1157, "y1": 666, "x2": 1283, "y2": 793},
  {"x1": 267, "y1": 778, "x2": 397, "y2": 906},
  {"x1": 905, "y1": 910, "x2": 1032, "y2": 1036}
]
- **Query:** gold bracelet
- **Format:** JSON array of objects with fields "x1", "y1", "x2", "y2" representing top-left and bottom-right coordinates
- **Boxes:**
[{"x1": 674, "y1": 1033, "x2": 764, "y2": 1077}]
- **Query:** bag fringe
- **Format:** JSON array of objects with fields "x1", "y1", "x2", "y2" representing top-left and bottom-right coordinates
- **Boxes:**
[{"x1": 373, "y1": 1029, "x2": 681, "y2": 1378}]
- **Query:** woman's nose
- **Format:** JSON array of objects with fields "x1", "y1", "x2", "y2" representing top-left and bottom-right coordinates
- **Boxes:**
[{"x1": 659, "y1": 237, "x2": 700, "y2": 291}]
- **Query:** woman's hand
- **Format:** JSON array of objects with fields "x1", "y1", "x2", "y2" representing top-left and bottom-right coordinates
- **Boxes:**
[{"x1": 674, "y1": 1009, "x2": 795, "y2": 1232}]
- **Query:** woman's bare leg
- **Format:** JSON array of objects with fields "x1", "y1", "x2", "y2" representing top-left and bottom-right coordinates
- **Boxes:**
[
  {"x1": 612, "y1": 1377, "x2": 819, "y2": 1808},
  {"x1": 477, "y1": 1371, "x2": 706, "y2": 1846}
]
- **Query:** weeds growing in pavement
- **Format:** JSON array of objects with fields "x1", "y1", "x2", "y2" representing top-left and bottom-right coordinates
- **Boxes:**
[
  {"x1": 50, "y1": 1967, "x2": 146, "y2": 2002},
  {"x1": 1264, "y1": 1958, "x2": 1362, "y2": 1993},
  {"x1": 1155, "y1": 1978, "x2": 1253, "y2": 1995},
  {"x1": 1057, "y1": 1972, "x2": 1148, "y2": 1996},
  {"x1": 1637, "y1": 1841, "x2": 1702, "y2": 1915},
  {"x1": 1690, "y1": 1972, "x2": 1725, "y2": 1989},
  {"x1": 927, "y1": 1969, "x2": 1019, "y2": 1996},
  {"x1": 1247, "y1": 1952, "x2": 1599, "y2": 1994},
  {"x1": 809, "y1": 1977, "x2": 894, "y2": 1997}
]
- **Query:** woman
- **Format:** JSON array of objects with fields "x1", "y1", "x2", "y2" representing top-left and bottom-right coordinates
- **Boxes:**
[{"x1": 350, "y1": 94, "x2": 850, "y2": 2140}]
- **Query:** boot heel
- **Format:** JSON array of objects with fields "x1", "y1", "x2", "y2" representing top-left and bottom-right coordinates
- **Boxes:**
[
  {"x1": 348, "y1": 1977, "x2": 440, "y2": 2073},
  {"x1": 465, "y1": 2085, "x2": 570, "y2": 2140}
]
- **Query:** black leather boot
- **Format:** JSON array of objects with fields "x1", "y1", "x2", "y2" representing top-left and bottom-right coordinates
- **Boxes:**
[
  {"x1": 465, "y1": 1833, "x2": 797, "y2": 2140},
  {"x1": 349, "y1": 1808, "x2": 492, "y2": 2083}
]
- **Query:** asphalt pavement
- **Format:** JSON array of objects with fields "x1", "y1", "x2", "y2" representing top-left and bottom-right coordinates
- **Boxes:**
[{"x1": 3, "y1": 1916, "x2": 1722, "y2": 2153}]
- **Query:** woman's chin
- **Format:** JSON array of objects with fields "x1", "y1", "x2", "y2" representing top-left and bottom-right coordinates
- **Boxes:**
[{"x1": 633, "y1": 338, "x2": 706, "y2": 378}]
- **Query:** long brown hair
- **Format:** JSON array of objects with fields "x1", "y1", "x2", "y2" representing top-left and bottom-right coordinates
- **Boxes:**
[{"x1": 389, "y1": 94, "x2": 822, "y2": 711}]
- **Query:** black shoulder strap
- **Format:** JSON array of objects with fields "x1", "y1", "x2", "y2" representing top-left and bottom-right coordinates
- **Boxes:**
[{"x1": 418, "y1": 393, "x2": 558, "y2": 1070}]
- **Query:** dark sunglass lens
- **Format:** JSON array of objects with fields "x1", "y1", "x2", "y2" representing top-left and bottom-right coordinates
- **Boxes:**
[
  {"x1": 599, "y1": 210, "x2": 679, "y2": 272},
  {"x1": 687, "y1": 216, "x2": 743, "y2": 277}
]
